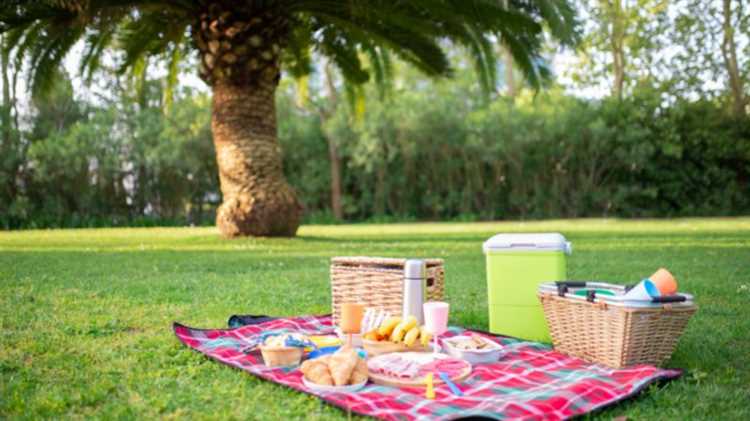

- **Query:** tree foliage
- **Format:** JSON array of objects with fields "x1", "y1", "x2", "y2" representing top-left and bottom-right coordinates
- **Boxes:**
[
  {"x1": 0, "y1": 1, "x2": 748, "y2": 229},
  {"x1": 1, "y1": 0, "x2": 578, "y2": 100}
]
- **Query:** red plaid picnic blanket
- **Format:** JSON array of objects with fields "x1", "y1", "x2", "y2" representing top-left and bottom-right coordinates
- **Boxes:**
[{"x1": 173, "y1": 315, "x2": 681, "y2": 420}]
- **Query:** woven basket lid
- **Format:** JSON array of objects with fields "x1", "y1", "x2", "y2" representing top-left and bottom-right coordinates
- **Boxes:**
[{"x1": 331, "y1": 256, "x2": 444, "y2": 268}]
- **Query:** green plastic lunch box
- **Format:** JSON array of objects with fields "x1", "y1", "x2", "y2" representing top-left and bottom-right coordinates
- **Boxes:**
[{"x1": 483, "y1": 233, "x2": 572, "y2": 342}]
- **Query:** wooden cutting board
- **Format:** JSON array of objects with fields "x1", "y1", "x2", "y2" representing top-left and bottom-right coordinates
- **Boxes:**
[{"x1": 367, "y1": 352, "x2": 472, "y2": 388}]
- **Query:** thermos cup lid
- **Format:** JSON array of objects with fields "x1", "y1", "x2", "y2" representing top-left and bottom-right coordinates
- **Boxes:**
[{"x1": 404, "y1": 259, "x2": 427, "y2": 278}]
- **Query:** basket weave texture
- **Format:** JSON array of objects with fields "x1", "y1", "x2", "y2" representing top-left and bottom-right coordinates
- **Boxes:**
[
  {"x1": 330, "y1": 257, "x2": 445, "y2": 325},
  {"x1": 539, "y1": 293, "x2": 696, "y2": 368}
]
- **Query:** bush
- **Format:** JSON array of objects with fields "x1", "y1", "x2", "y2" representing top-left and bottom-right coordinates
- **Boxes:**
[
  {"x1": 2, "y1": 77, "x2": 748, "y2": 229},
  {"x1": 283, "y1": 86, "x2": 750, "y2": 222}
]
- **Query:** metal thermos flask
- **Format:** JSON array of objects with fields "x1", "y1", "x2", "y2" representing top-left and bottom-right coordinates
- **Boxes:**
[{"x1": 402, "y1": 259, "x2": 426, "y2": 324}]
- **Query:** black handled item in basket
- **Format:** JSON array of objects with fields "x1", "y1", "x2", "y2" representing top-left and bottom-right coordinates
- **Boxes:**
[
  {"x1": 651, "y1": 295, "x2": 687, "y2": 303},
  {"x1": 555, "y1": 281, "x2": 587, "y2": 296}
]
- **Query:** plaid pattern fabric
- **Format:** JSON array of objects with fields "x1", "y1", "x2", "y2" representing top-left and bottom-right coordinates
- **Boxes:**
[{"x1": 173, "y1": 315, "x2": 680, "y2": 420}]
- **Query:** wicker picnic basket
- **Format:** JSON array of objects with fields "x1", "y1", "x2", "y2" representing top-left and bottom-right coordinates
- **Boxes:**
[
  {"x1": 330, "y1": 257, "x2": 445, "y2": 325},
  {"x1": 539, "y1": 282, "x2": 697, "y2": 368}
]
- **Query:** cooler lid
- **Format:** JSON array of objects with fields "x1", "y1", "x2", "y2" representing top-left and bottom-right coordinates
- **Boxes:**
[{"x1": 483, "y1": 233, "x2": 572, "y2": 254}]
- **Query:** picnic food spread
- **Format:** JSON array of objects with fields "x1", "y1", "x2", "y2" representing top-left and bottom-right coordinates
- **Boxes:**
[{"x1": 174, "y1": 233, "x2": 698, "y2": 420}]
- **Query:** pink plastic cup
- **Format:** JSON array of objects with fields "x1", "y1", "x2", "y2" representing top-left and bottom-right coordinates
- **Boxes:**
[{"x1": 423, "y1": 301, "x2": 449, "y2": 352}]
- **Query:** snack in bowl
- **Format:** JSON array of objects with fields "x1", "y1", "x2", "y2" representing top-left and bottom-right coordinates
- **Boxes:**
[
  {"x1": 450, "y1": 334, "x2": 492, "y2": 350},
  {"x1": 259, "y1": 333, "x2": 312, "y2": 368},
  {"x1": 443, "y1": 334, "x2": 504, "y2": 364},
  {"x1": 300, "y1": 346, "x2": 367, "y2": 392},
  {"x1": 362, "y1": 316, "x2": 433, "y2": 356}
]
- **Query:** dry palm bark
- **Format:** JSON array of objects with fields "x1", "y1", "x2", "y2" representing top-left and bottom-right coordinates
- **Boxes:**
[{"x1": 194, "y1": 2, "x2": 301, "y2": 236}]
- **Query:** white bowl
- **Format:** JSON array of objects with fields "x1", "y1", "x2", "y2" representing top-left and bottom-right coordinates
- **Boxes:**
[
  {"x1": 302, "y1": 376, "x2": 367, "y2": 393},
  {"x1": 443, "y1": 335, "x2": 505, "y2": 364}
]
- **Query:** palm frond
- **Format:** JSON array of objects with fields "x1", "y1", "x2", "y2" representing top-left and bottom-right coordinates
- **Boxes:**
[
  {"x1": 163, "y1": 36, "x2": 184, "y2": 112},
  {"x1": 463, "y1": 25, "x2": 497, "y2": 99},
  {"x1": 317, "y1": 26, "x2": 369, "y2": 85},
  {"x1": 116, "y1": 10, "x2": 187, "y2": 74},
  {"x1": 1, "y1": 0, "x2": 192, "y2": 99},
  {"x1": 363, "y1": 44, "x2": 392, "y2": 100},
  {"x1": 283, "y1": 17, "x2": 313, "y2": 78},
  {"x1": 1, "y1": 0, "x2": 578, "y2": 99},
  {"x1": 79, "y1": 25, "x2": 115, "y2": 83},
  {"x1": 26, "y1": 17, "x2": 85, "y2": 98}
]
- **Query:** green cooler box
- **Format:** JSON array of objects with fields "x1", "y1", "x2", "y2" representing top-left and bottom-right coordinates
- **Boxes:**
[{"x1": 483, "y1": 233, "x2": 572, "y2": 342}]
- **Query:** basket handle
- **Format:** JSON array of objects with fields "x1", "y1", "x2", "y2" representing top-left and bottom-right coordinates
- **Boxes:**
[
  {"x1": 555, "y1": 281, "x2": 587, "y2": 297},
  {"x1": 652, "y1": 295, "x2": 686, "y2": 303},
  {"x1": 580, "y1": 288, "x2": 686, "y2": 304}
]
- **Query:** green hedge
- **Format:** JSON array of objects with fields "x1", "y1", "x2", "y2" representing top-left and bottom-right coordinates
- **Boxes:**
[
  {"x1": 280, "y1": 87, "x2": 750, "y2": 221},
  {"x1": 2, "y1": 85, "x2": 748, "y2": 229}
]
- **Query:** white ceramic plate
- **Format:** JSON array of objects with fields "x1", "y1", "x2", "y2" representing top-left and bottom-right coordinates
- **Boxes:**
[{"x1": 302, "y1": 376, "x2": 367, "y2": 393}]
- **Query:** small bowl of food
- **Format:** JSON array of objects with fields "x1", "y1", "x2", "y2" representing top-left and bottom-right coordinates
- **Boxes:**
[
  {"x1": 260, "y1": 346, "x2": 303, "y2": 368},
  {"x1": 443, "y1": 334, "x2": 504, "y2": 364},
  {"x1": 259, "y1": 333, "x2": 310, "y2": 368}
]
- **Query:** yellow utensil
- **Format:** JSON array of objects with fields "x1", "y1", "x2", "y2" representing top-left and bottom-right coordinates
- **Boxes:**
[
  {"x1": 309, "y1": 335, "x2": 342, "y2": 348},
  {"x1": 425, "y1": 372, "x2": 435, "y2": 399}
]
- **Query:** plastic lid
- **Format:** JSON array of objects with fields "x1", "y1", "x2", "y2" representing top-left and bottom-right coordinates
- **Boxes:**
[
  {"x1": 404, "y1": 259, "x2": 427, "y2": 278},
  {"x1": 483, "y1": 233, "x2": 572, "y2": 254}
]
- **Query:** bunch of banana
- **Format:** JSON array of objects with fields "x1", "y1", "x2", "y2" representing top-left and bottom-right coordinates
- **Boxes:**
[{"x1": 363, "y1": 315, "x2": 433, "y2": 347}]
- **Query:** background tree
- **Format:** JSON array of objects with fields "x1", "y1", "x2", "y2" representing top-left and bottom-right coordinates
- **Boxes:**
[
  {"x1": 0, "y1": 0, "x2": 577, "y2": 237},
  {"x1": 568, "y1": 0, "x2": 667, "y2": 99},
  {"x1": 665, "y1": 0, "x2": 748, "y2": 116},
  {"x1": 0, "y1": 34, "x2": 22, "y2": 221},
  {"x1": 292, "y1": 60, "x2": 352, "y2": 221}
]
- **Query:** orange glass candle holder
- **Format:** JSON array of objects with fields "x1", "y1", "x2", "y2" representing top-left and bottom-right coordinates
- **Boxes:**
[{"x1": 340, "y1": 303, "x2": 365, "y2": 334}]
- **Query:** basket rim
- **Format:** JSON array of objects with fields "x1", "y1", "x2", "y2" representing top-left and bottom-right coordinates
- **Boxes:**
[
  {"x1": 539, "y1": 292, "x2": 698, "y2": 313},
  {"x1": 331, "y1": 256, "x2": 444, "y2": 267}
]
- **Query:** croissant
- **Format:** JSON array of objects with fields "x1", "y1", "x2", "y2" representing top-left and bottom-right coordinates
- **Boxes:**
[
  {"x1": 328, "y1": 347, "x2": 359, "y2": 386},
  {"x1": 349, "y1": 357, "x2": 368, "y2": 385},
  {"x1": 300, "y1": 357, "x2": 333, "y2": 386}
]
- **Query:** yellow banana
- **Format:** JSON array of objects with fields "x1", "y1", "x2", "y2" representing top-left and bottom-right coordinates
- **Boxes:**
[
  {"x1": 420, "y1": 326, "x2": 432, "y2": 347},
  {"x1": 401, "y1": 316, "x2": 418, "y2": 332},
  {"x1": 403, "y1": 326, "x2": 420, "y2": 346},
  {"x1": 390, "y1": 316, "x2": 417, "y2": 343},
  {"x1": 377, "y1": 317, "x2": 401, "y2": 337},
  {"x1": 390, "y1": 324, "x2": 406, "y2": 342}
]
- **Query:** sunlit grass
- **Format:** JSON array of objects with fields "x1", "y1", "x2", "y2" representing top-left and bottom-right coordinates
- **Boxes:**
[{"x1": 1, "y1": 218, "x2": 749, "y2": 419}]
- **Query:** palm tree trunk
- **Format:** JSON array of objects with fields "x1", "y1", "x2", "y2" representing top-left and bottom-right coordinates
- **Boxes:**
[{"x1": 212, "y1": 80, "x2": 302, "y2": 237}]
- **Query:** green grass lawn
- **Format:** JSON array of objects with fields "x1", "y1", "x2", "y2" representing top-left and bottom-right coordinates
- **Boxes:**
[{"x1": 1, "y1": 218, "x2": 749, "y2": 420}]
